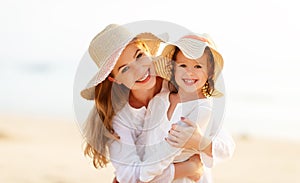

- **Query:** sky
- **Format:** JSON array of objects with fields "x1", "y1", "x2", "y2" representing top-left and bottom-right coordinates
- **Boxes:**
[
  {"x1": 1, "y1": 0, "x2": 300, "y2": 139},
  {"x1": 1, "y1": 0, "x2": 299, "y2": 63},
  {"x1": 1, "y1": 0, "x2": 300, "y2": 92}
]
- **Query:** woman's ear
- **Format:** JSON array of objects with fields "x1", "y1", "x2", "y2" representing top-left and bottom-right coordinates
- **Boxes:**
[
  {"x1": 108, "y1": 76, "x2": 121, "y2": 84},
  {"x1": 108, "y1": 76, "x2": 116, "y2": 82}
]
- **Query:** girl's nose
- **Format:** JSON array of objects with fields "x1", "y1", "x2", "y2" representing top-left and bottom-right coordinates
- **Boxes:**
[{"x1": 185, "y1": 67, "x2": 195, "y2": 75}]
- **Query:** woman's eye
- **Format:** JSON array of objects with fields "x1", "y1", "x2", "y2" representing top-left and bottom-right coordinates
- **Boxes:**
[
  {"x1": 194, "y1": 65, "x2": 202, "y2": 69},
  {"x1": 179, "y1": 64, "x2": 187, "y2": 68},
  {"x1": 137, "y1": 52, "x2": 143, "y2": 58},
  {"x1": 121, "y1": 66, "x2": 129, "y2": 73}
]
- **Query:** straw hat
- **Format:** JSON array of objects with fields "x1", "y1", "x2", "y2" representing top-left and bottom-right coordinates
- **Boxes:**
[
  {"x1": 155, "y1": 33, "x2": 224, "y2": 82},
  {"x1": 80, "y1": 24, "x2": 164, "y2": 100}
]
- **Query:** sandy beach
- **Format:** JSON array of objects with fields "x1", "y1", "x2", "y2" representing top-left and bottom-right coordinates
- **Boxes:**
[{"x1": 1, "y1": 115, "x2": 299, "y2": 183}]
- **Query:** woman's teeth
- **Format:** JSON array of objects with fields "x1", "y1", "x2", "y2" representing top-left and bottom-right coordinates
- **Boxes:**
[{"x1": 138, "y1": 71, "x2": 149, "y2": 82}]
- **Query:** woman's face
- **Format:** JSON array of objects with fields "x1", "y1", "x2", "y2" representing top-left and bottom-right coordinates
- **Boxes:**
[
  {"x1": 111, "y1": 42, "x2": 157, "y2": 90},
  {"x1": 174, "y1": 50, "x2": 208, "y2": 93}
]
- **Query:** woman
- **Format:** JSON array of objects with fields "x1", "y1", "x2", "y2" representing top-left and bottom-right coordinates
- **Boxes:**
[{"x1": 81, "y1": 24, "x2": 203, "y2": 182}]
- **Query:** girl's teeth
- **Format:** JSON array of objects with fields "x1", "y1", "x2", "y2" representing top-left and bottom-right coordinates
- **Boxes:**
[{"x1": 183, "y1": 79, "x2": 195, "y2": 84}]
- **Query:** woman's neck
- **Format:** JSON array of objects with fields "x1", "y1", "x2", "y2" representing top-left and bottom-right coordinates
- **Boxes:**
[{"x1": 129, "y1": 77, "x2": 163, "y2": 108}]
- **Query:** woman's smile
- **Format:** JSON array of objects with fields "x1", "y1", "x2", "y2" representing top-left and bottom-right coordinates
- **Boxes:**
[{"x1": 136, "y1": 69, "x2": 151, "y2": 83}]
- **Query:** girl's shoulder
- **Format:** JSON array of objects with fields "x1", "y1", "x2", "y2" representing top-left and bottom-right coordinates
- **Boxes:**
[
  {"x1": 193, "y1": 98, "x2": 213, "y2": 111},
  {"x1": 180, "y1": 97, "x2": 212, "y2": 110}
]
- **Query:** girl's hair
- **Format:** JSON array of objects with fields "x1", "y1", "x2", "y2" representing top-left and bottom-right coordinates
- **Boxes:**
[
  {"x1": 168, "y1": 46, "x2": 215, "y2": 97},
  {"x1": 83, "y1": 39, "x2": 151, "y2": 168}
]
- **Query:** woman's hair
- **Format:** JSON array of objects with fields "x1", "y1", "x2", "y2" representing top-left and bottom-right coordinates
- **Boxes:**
[
  {"x1": 168, "y1": 46, "x2": 215, "y2": 97},
  {"x1": 84, "y1": 78, "x2": 114, "y2": 168},
  {"x1": 83, "y1": 39, "x2": 151, "y2": 168}
]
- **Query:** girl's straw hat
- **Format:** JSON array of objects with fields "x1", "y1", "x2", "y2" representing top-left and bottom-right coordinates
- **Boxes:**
[
  {"x1": 155, "y1": 33, "x2": 224, "y2": 83},
  {"x1": 80, "y1": 24, "x2": 164, "y2": 100}
]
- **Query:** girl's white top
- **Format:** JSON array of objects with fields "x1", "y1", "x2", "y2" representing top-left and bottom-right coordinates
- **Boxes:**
[{"x1": 140, "y1": 91, "x2": 212, "y2": 183}]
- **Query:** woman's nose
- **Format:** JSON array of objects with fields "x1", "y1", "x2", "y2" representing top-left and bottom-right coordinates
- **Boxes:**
[{"x1": 131, "y1": 62, "x2": 144, "y2": 72}]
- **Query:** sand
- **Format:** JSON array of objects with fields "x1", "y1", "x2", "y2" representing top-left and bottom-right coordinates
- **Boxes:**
[
  {"x1": 212, "y1": 136, "x2": 300, "y2": 183},
  {"x1": 0, "y1": 115, "x2": 299, "y2": 183}
]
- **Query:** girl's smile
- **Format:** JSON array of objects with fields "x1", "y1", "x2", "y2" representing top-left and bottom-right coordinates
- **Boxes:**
[{"x1": 182, "y1": 78, "x2": 199, "y2": 86}]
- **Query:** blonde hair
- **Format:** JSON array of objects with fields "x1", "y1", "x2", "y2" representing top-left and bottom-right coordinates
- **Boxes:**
[{"x1": 83, "y1": 39, "x2": 152, "y2": 168}]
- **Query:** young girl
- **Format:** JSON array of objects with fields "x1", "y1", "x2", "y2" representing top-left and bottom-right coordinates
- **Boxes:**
[
  {"x1": 80, "y1": 24, "x2": 204, "y2": 183},
  {"x1": 139, "y1": 35, "x2": 231, "y2": 183}
]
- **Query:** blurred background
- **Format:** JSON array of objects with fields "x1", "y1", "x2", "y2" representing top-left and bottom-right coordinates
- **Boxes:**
[{"x1": 1, "y1": 0, "x2": 299, "y2": 182}]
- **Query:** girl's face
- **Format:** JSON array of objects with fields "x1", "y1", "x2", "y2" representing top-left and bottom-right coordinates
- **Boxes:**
[
  {"x1": 174, "y1": 50, "x2": 208, "y2": 93},
  {"x1": 111, "y1": 42, "x2": 156, "y2": 90}
]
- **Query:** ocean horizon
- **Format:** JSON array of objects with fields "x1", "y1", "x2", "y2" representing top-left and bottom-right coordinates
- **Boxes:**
[{"x1": 1, "y1": 59, "x2": 299, "y2": 142}]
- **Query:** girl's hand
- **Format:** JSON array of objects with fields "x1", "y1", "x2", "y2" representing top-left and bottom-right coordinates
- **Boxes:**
[{"x1": 166, "y1": 117, "x2": 203, "y2": 150}]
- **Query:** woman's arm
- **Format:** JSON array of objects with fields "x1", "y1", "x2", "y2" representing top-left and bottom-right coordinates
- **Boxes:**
[
  {"x1": 109, "y1": 118, "x2": 143, "y2": 183},
  {"x1": 174, "y1": 154, "x2": 203, "y2": 181},
  {"x1": 141, "y1": 155, "x2": 203, "y2": 183},
  {"x1": 110, "y1": 117, "x2": 182, "y2": 183}
]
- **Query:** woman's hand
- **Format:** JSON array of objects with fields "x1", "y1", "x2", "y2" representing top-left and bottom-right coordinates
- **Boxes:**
[
  {"x1": 112, "y1": 177, "x2": 118, "y2": 183},
  {"x1": 173, "y1": 154, "x2": 204, "y2": 181},
  {"x1": 186, "y1": 154, "x2": 204, "y2": 182},
  {"x1": 166, "y1": 117, "x2": 203, "y2": 150}
]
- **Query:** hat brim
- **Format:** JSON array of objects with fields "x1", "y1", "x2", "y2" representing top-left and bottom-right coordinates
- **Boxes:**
[
  {"x1": 154, "y1": 34, "x2": 224, "y2": 97},
  {"x1": 81, "y1": 32, "x2": 166, "y2": 100}
]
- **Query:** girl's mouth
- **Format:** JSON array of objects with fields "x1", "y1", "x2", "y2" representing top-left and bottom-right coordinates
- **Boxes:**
[{"x1": 182, "y1": 79, "x2": 198, "y2": 85}]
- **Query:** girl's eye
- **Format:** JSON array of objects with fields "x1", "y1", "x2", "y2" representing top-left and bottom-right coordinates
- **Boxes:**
[
  {"x1": 194, "y1": 65, "x2": 202, "y2": 69},
  {"x1": 121, "y1": 66, "x2": 129, "y2": 73},
  {"x1": 179, "y1": 64, "x2": 187, "y2": 68}
]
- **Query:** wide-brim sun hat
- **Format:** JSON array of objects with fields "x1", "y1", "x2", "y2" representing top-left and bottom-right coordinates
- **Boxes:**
[
  {"x1": 155, "y1": 33, "x2": 224, "y2": 82},
  {"x1": 80, "y1": 24, "x2": 165, "y2": 100}
]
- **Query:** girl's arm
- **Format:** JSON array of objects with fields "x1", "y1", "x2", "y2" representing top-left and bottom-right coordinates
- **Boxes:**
[
  {"x1": 141, "y1": 107, "x2": 205, "y2": 182},
  {"x1": 139, "y1": 101, "x2": 210, "y2": 182}
]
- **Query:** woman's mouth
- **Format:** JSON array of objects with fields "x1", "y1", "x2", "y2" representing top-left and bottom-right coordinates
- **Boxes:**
[{"x1": 136, "y1": 69, "x2": 151, "y2": 83}]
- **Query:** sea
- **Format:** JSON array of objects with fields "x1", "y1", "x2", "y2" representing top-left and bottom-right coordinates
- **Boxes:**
[{"x1": 1, "y1": 55, "x2": 299, "y2": 142}]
